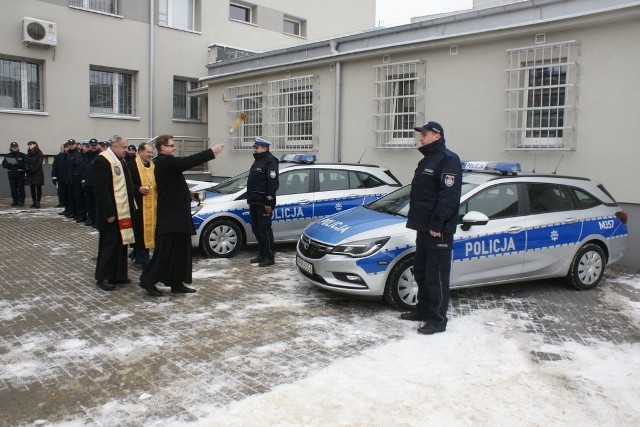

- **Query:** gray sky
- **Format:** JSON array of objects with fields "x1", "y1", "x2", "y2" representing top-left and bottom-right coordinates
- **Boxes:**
[{"x1": 376, "y1": 0, "x2": 473, "y2": 26}]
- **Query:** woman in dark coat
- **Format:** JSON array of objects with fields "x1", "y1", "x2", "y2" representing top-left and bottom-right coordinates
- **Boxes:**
[{"x1": 25, "y1": 141, "x2": 44, "y2": 208}]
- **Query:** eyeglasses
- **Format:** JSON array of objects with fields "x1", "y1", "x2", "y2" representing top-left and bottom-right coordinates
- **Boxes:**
[{"x1": 164, "y1": 144, "x2": 176, "y2": 147}]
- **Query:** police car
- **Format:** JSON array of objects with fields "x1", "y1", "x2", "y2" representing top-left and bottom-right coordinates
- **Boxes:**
[
  {"x1": 296, "y1": 161, "x2": 629, "y2": 310},
  {"x1": 191, "y1": 154, "x2": 402, "y2": 257}
]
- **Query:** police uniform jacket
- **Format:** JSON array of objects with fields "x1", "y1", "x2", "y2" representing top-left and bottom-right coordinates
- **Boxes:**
[
  {"x1": 83, "y1": 150, "x2": 99, "y2": 186},
  {"x1": 406, "y1": 139, "x2": 462, "y2": 235},
  {"x1": 247, "y1": 151, "x2": 279, "y2": 206},
  {"x1": 2, "y1": 151, "x2": 27, "y2": 177},
  {"x1": 64, "y1": 148, "x2": 84, "y2": 183},
  {"x1": 52, "y1": 152, "x2": 66, "y2": 183},
  {"x1": 154, "y1": 150, "x2": 216, "y2": 236}
]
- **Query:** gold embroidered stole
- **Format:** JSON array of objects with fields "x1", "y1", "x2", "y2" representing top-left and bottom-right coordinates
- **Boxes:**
[
  {"x1": 135, "y1": 156, "x2": 157, "y2": 248},
  {"x1": 100, "y1": 150, "x2": 135, "y2": 245}
]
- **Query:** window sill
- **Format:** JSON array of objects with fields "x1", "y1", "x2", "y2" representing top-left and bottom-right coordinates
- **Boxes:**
[
  {"x1": 68, "y1": 6, "x2": 124, "y2": 19},
  {"x1": 89, "y1": 114, "x2": 140, "y2": 121},
  {"x1": 157, "y1": 23, "x2": 201, "y2": 35},
  {"x1": 173, "y1": 118, "x2": 205, "y2": 124},
  {"x1": 0, "y1": 109, "x2": 48, "y2": 116},
  {"x1": 229, "y1": 18, "x2": 258, "y2": 27}
]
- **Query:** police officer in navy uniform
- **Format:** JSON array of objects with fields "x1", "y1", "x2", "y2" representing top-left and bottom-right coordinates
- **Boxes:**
[
  {"x1": 401, "y1": 121, "x2": 462, "y2": 335},
  {"x1": 2, "y1": 142, "x2": 27, "y2": 206},
  {"x1": 247, "y1": 137, "x2": 279, "y2": 267}
]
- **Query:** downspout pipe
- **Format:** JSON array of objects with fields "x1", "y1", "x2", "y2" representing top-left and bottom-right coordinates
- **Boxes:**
[
  {"x1": 331, "y1": 40, "x2": 340, "y2": 163},
  {"x1": 149, "y1": 0, "x2": 155, "y2": 138}
]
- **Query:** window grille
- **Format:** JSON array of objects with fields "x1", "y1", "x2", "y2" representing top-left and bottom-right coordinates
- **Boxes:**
[
  {"x1": 69, "y1": 0, "x2": 117, "y2": 14},
  {"x1": 266, "y1": 75, "x2": 318, "y2": 151},
  {"x1": 0, "y1": 57, "x2": 42, "y2": 111},
  {"x1": 89, "y1": 67, "x2": 134, "y2": 115},
  {"x1": 225, "y1": 83, "x2": 263, "y2": 150},
  {"x1": 505, "y1": 41, "x2": 580, "y2": 151},
  {"x1": 173, "y1": 78, "x2": 201, "y2": 120},
  {"x1": 374, "y1": 61, "x2": 425, "y2": 149}
]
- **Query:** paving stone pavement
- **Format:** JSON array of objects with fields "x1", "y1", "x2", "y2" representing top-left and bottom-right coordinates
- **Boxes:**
[{"x1": 1, "y1": 197, "x2": 639, "y2": 426}]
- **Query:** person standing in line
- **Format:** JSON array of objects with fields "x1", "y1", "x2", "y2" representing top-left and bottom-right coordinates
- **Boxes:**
[
  {"x1": 25, "y1": 141, "x2": 44, "y2": 208},
  {"x1": 127, "y1": 142, "x2": 157, "y2": 267},
  {"x1": 400, "y1": 121, "x2": 462, "y2": 335},
  {"x1": 92, "y1": 136, "x2": 136, "y2": 291},
  {"x1": 139, "y1": 135, "x2": 224, "y2": 296},
  {"x1": 247, "y1": 137, "x2": 279, "y2": 267},
  {"x1": 124, "y1": 144, "x2": 137, "y2": 162},
  {"x1": 62, "y1": 139, "x2": 79, "y2": 218},
  {"x1": 83, "y1": 138, "x2": 101, "y2": 227},
  {"x1": 2, "y1": 142, "x2": 27, "y2": 207},
  {"x1": 52, "y1": 143, "x2": 68, "y2": 208}
]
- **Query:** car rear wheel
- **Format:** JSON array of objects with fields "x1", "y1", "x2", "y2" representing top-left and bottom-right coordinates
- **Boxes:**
[
  {"x1": 384, "y1": 257, "x2": 418, "y2": 311},
  {"x1": 200, "y1": 218, "x2": 243, "y2": 258},
  {"x1": 567, "y1": 243, "x2": 606, "y2": 290}
]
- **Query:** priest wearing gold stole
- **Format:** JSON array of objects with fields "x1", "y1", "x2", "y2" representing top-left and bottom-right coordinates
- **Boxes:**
[
  {"x1": 127, "y1": 142, "x2": 157, "y2": 267},
  {"x1": 92, "y1": 136, "x2": 136, "y2": 292}
]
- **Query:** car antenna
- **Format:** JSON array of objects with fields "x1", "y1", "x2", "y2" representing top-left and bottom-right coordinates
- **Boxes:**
[
  {"x1": 552, "y1": 154, "x2": 564, "y2": 174},
  {"x1": 357, "y1": 148, "x2": 368, "y2": 164},
  {"x1": 532, "y1": 152, "x2": 536, "y2": 173}
]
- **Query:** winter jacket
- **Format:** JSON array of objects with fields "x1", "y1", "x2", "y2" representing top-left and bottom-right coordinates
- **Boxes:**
[{"x1": 247, "y1": 151, "x2": 279, "y2": 206}]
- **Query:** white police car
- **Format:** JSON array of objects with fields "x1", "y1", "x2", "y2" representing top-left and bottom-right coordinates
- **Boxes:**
[
  {"x1": 296, "y1": 161, "x2": 629, "y2": 310},
  {"x1": 191, "y1": 154, "x2": 402, "y2": 257}
]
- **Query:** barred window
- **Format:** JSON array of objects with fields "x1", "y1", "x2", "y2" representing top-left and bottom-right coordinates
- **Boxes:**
[
  {"x1": 173, "y1": 78, "x2": 201, "y2": 120},
  {"x1": 89, "y1": 67, "x2": 135, "y2": 115},
  {"x1": 225, "y1": 83, "x2": 263, "y2": 150},
  {"x1": 506, "y1": 41, "x2": 580, "y2": 150},
  {"x1": 374, "y1": 61, "x2": 425, "y2": 148},
  {"x1": 69, "y1": 0, "x2": 118, "y2": 14},
  {"x1": 0, "y1": 57, "x2": 42, "y2": 111},
  {"x1": 266, "y1": 75, "x2": 318, "y2": 151}
]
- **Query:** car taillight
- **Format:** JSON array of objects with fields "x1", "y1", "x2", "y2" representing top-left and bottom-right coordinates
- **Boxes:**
[{"x1": 615, "y1": 211, "x2": 628, "y2": 224}]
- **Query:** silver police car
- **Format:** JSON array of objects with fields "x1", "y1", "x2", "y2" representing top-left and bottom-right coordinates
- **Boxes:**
[
  {"x1": 191, "y1": 154, "x2": 402, "y2": 257},
  {"x1": 296, "y1": 161, "x2": 629, "y2": 310}
]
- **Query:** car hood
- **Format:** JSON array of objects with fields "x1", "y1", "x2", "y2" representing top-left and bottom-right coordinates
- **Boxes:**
[{"x1": 303, "y1": 206, "x2": 406, "y2": 245}]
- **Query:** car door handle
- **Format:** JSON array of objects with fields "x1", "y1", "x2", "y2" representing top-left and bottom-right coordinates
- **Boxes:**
[
  {"x1": 297, "y1": 199, "x2": 312, "y2": 204},
  {"x1": 506, "y1": 226, "x2": 523, "y2": 233},
  {"x1": 564, "y1": 218, "x2": 578, "y2": 224}
]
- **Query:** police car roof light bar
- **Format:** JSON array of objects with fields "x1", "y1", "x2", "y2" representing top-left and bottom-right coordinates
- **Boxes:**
[
  {"x1": 461, "y1": 161, "x2": 521, "y2": 175},
  {"x1": 280, "y1": 154, "x2": 317, "y2": 164}
]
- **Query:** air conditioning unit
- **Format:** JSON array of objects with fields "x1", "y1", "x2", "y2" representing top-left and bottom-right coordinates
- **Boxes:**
[{"x1": 23, "y1": 17, "x2": 57, "y2": 47}]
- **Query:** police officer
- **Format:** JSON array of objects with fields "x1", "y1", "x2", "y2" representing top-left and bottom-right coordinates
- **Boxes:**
[
  {"x1": 83, "y1": 138, "x2": 101, "y2": 226},
  {"x1": 2, "y1": 142, "x2": 27, "y2": 206},
  {"x1": 247, "y1": 137, "x2": 279, "y2": 267},
  {"x1": 401, "y1": 121, "x2": 462, "y2": 335},
  {"x1": 52, "y1": 143, "x2": 68, "y2": 208}
]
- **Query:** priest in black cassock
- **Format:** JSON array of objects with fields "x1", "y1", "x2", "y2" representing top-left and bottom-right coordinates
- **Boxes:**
[
  {"x1": 92, "y1": 136, "x2": 136, "y2": 292},
  {"x1": 139, "y1": 135, "x2": 224, "y2": 296}
]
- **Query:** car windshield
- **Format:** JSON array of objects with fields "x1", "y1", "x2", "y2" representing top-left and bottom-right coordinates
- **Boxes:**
[
  {"x1": 366, "y1": 180, "x2": 480, "y2": 217},
  {"x1": 204, "y1": 170, "x2": 249, "y2": 194}
]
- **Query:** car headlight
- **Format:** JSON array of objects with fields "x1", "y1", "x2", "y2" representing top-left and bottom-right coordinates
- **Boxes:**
[
  {"x1": 331, "y1": 237, "x2": 390, "y2": 258},
  {"x1": 191, "y1": 204, "x2": 204, "y2": 216}
]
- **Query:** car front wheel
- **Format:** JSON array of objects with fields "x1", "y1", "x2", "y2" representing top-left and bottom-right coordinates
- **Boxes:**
[
  {"x1": 384, "y1": 257, "x2": 418, "y2": 311},
  {"x1": 200, "y1": 218, "x2": 243, "y2": 258},
  {"x1": 567, "y1": 243, "x2": 606, "y2": 290}
]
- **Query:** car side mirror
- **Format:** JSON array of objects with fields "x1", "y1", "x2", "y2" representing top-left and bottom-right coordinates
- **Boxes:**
[{"x1": 460, "y1": 211, "x2": 489, "y2": 231}]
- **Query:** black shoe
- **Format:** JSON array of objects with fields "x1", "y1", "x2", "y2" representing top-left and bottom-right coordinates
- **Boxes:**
[
  {"x1": 109, "y1": 278, "x2": 131, "y2": 285},
  {"x1": 249, "y1": 256, "x2": 263, "y2": 264},
  {"x1": 56, "y1": 204, "x2": 64, "y2": 208},
  {"x1": 85, "y1": 220, "x2": 94, "y2": 227},
  {"x1": 417, "y1": 322, "x2": 447, "y2": 335},
  {"x1": 75, "y1": 215, "x2": 87, "y2": 223},
  {"x1": 17, "y1": 202, "x2": 24, "y2": 207},
  {"x1": 65, "y1": 212, "x2": 75, "y2": 218},
  {"x1": 58, "y1": 210, "x2": 68, "y2": 215},
  {"x1": 35, "y1": 202, "x2": 40, "y2": 208},
  {"x1": 96, "y1": 280, "x2": 116, "y2": 291},
  {"x1": 30, "y1": 203, "x2": 37, "y2": 208},
  {"x1": 139, "y1": 282, "x2": 163, "y2": 297},
  {"x1": 170, "y1": 283, "x2": 197, "y2": 293},
  {"x1": 11, "y1": 202, "x2": 18, "y2": 206},
  {"x1": 400, "y1": 311, "x2": 424, "y2": 321},
  {"x1": 258, "y1": 258, "x2": 275, "y2": 267}
]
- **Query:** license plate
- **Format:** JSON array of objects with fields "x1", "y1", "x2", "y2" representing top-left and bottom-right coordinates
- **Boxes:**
[{"x1": 296, "y1": 256, "x2": 313, "y2": 275}]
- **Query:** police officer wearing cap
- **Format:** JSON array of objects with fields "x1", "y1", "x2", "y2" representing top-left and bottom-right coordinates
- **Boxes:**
[
  {"x1": 2, "y1": 142, "x2": 27, "y2": 206},
  {"x1": 401, "y1": 121, "x2": 462, "y2": 335},
  {"x1": 247, "y1": 137, "x2": 279, "y2": 267},
  {"x1": 83, "y1": 138, "x2": 101, "y2": 226}
]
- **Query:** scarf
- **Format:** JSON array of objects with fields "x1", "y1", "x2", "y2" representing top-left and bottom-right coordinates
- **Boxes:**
[
  {"x1": 100, "y1": 150, "x2": 135, "y2": 245},
  {"x1": 135, "y1": 156, "x2": 157, "y2": 248}
]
